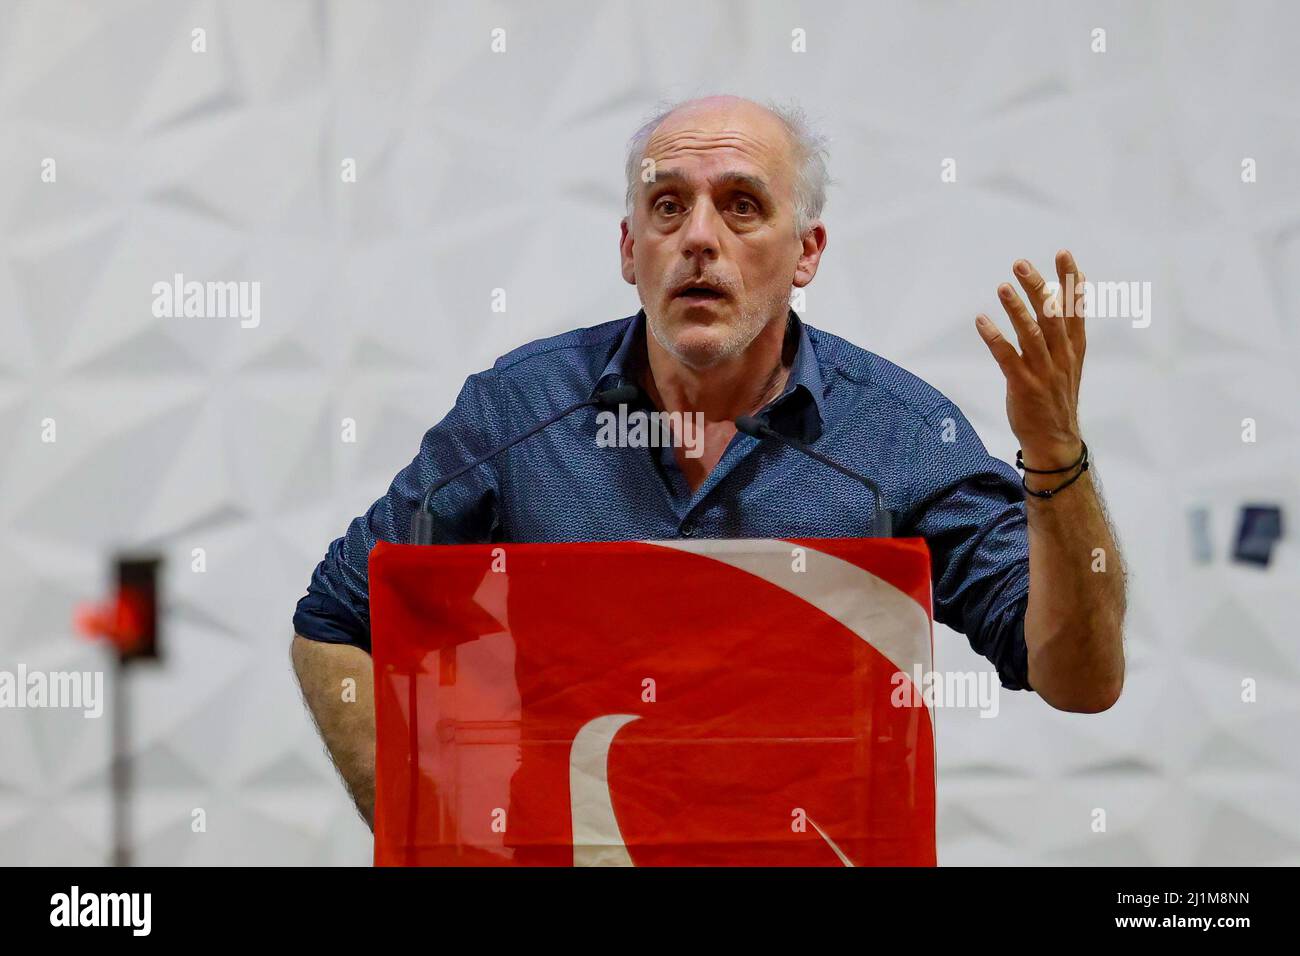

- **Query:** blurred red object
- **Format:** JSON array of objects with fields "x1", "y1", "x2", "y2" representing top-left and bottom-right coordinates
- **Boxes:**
[{"x1": 76, "y1": 587, "x2": 148, "y2": 655}]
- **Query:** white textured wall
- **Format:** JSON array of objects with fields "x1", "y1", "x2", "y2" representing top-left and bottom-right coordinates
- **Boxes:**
[{"x1": 0, "y1": 0, "x2": 1296, "y2": 865}]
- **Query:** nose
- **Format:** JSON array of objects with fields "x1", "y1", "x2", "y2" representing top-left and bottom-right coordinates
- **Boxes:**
[{"x1": 678, "y1": 200, "x2": 722, "y2": 264}]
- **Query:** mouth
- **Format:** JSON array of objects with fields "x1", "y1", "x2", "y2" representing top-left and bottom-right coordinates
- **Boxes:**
[{"x1": 673, "y1": 284, "x2": 731, "y2": 304}]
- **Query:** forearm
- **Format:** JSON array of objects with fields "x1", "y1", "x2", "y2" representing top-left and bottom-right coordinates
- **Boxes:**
[
  {"x1": 291, "y1": 634, "x2": 376, "y2": 829},
  {"x1": 973, "y1": 250, "x2": 1125, "y2": 711},
  {"x1": 1022, "y1": 467, "x2": 1127, "y2": 712}
]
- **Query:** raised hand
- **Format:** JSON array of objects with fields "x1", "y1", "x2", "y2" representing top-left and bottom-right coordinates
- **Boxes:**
[{"x1": 975, "y1": 250, "x2": 1087, "y2": 475}]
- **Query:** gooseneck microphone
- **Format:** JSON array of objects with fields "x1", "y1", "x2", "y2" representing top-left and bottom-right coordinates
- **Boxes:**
[
  {"x1": 410, "y1": 384, "x2": 640, "y2": 545},
  {"x1": 735, "y1": 414, "x2": 893, "y2": 538}
]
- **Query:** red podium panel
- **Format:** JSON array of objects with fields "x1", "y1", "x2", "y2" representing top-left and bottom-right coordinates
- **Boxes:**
[{"x1": 370, "y1": 537, "x2": 936, "y2": 866}]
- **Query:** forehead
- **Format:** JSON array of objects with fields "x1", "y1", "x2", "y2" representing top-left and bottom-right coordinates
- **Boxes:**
[{"x1": 642, "y1": 102, "x2": 796, "y2": 191}]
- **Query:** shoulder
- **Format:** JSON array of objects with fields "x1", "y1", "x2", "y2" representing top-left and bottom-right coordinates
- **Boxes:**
[
  {"x1": 804, "y1": 322, "x2": 960, "y2": 431},
  {"x1": 488, "y1": 316, "x2": 632, "y2": 378},
  {"x1": 458, "y1": 314, "x2": 636, "y2": 421}
]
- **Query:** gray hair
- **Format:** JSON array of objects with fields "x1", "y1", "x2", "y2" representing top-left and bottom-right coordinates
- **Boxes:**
[{"x1": 623, "y1": 95, "x2": 830, "y2": 237}]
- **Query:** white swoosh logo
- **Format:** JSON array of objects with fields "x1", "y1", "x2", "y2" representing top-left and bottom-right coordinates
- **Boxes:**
[{"x1": 570, "y1": 714, "x2": 640, "y2": 867}]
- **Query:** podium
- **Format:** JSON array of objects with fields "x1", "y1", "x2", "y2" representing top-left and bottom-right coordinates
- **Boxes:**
[{"x1": 369, "y1": 537, "x2": 937, "y2": 866}]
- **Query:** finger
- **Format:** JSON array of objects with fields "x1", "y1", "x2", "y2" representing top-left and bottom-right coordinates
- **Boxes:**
[
  {"x1": 1013, "y1": 259, "x2": 1051, "y2": 319},
  {"x1": 997, "y1": 282, "x2": 1051, "y2": 371},
  {"x1": 1055, "y1": 248, "x2": 1078, "y2": 287},
  {"x1": 975, "y1": 314, "x2": 1024, "y2": 379},
  {"x1": 1056, "y1": 249, "x2": 1087, "y2": 358},
  {"x1": 1015, "y1": 259, "x2": 1070, "y2": 360}
]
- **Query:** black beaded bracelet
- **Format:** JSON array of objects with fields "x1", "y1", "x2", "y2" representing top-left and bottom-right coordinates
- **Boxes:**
[
  {"x1": 1016, "y1": 441, "x2": 1088, "y2": 474},
  {"x1": 1021, "y1": 459, "x2": 1089, "y2": 498},
  {"x1": 1015, "y1": 441, "x2": 1090, "y2": 499}
]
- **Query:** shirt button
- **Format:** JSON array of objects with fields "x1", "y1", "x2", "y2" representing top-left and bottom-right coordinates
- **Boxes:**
[{"x1": 679, "y1": 518, "x2": 697, "y2": 537}]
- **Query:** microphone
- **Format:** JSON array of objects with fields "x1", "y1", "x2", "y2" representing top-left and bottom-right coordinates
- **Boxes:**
[
  {"x1": 735, "y1": 414, "x2": 893, "y2": 538},
  {"x1": 410, "y1": 384, "x2": 640, "y2": 545}
]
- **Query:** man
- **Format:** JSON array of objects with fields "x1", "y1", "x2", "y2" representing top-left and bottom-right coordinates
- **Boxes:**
[{"x1": 292, "y1": 95, "x2": 1126, "y2": 829}]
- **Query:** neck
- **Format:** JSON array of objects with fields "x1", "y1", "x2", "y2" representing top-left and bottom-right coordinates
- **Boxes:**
[{"x1": 642, "y1": 312, "x2": 795, "y2": 422}]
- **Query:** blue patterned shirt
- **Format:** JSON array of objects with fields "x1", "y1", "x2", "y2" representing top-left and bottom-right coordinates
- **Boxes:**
[{"x1": 293, "y1": 309, "x2": 1033, "y2": 690}]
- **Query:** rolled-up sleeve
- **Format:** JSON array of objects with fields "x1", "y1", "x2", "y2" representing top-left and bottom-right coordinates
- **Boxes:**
[
  {"x1": 292, "y1": 370, "x2": 505, "y2": 653},
  {"x1": 898, "y1": 400, "x2": 1033, "y2": 691}
]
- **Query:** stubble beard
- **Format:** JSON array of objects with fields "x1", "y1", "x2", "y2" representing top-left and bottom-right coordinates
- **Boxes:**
[{"x1": 647, "y1": 285, "x2": 792, "y2": 371}]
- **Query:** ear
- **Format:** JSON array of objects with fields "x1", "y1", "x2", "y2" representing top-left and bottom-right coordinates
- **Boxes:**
[
  {"x1": 619, "y1": 217, "x2": 636, "y2": 285},
  {"x1": 792, "y1": 221, "x2": 828, "y2": 288}
]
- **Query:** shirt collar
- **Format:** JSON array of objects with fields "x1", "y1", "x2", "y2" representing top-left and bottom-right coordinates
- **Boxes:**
[{"x1": 593, "y1": 308, "x2": 827, "y2": 442}]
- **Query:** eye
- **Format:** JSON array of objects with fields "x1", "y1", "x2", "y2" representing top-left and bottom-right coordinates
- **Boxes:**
[
  {"x1": 654, "y1": 198, "x2": 682, "y2": 216},
  {"x1": 731, "y1": 197, "x2": 759, "y2": 216}
]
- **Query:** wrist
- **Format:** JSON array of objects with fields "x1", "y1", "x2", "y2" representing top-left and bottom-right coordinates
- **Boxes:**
[
  {"x1": 1017, "y1": 438, "x2": 1084, "y2": 472},
  {"x1": 1015, "y1": 438, "x2": 1090, "y2": 499},
  {"x1": 1023, "y1": 465, "x2": 1088, "y2": 494}
]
